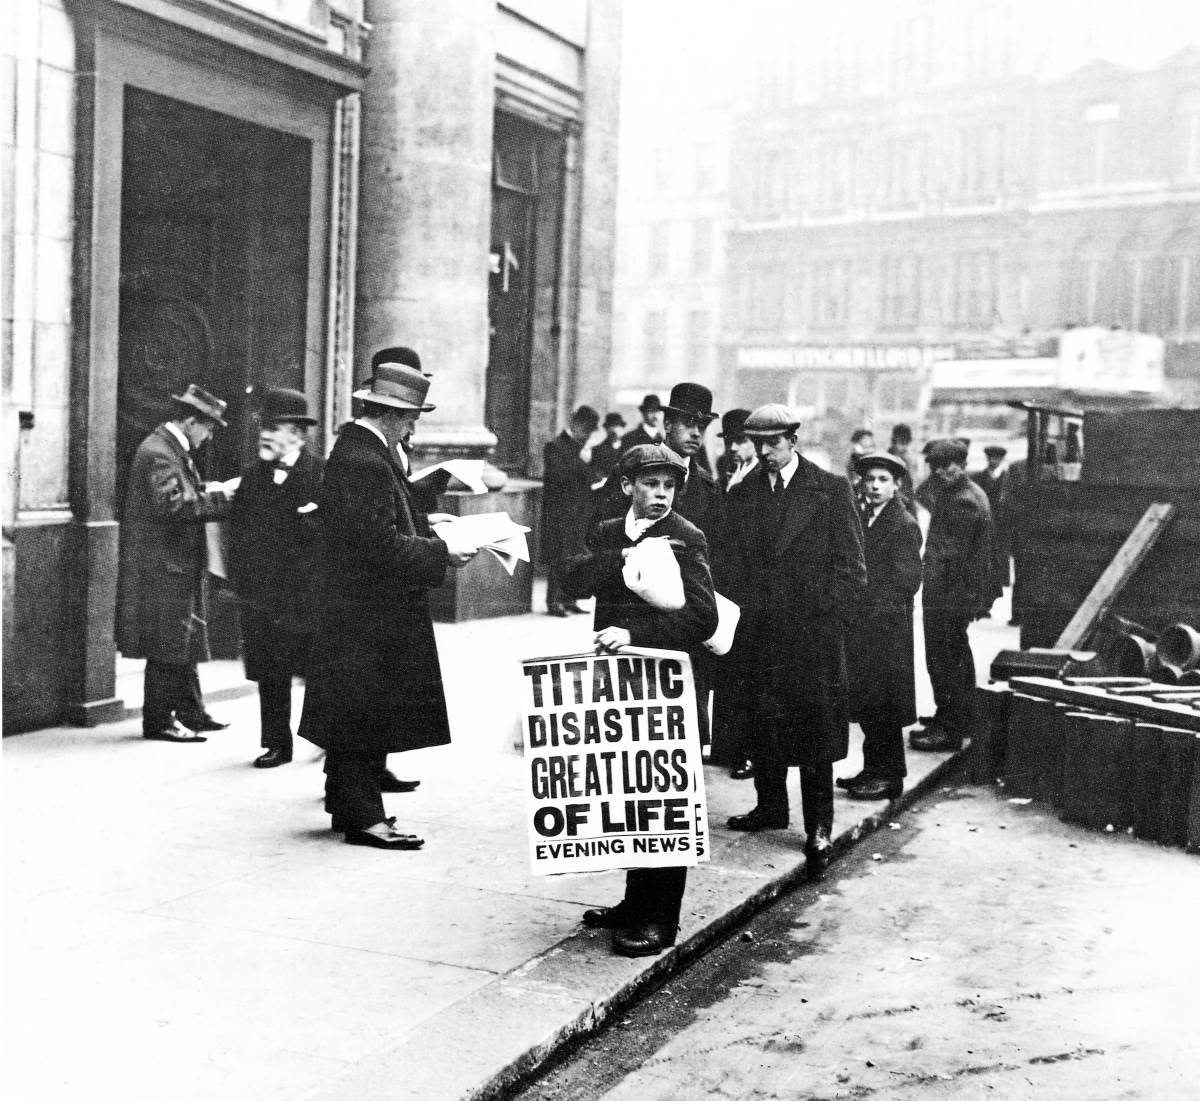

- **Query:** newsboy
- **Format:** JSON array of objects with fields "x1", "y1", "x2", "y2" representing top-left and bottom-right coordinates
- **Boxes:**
[
  {"x1": 721, "y1": 404, "x2": 867, "y2": 879},
  {"x1": 117, "y1": 383, "x2": 233, "y2": 743},
  {"x1": 227, "y1": 387, "x2": 324, "y2": 768},
  {"x1": 298, "y1": 347, "x2": 478, "y2": 850}
]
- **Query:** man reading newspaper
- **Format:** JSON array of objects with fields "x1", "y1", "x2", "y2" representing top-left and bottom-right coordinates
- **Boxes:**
[{"x1": 560, "y1": 444, "x2": 718, "y2": 957}]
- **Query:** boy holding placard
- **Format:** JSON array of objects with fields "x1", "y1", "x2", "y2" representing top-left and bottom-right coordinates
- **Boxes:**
[{"x1": 560, "y1": 444, "x2": 718, "y2": 956}]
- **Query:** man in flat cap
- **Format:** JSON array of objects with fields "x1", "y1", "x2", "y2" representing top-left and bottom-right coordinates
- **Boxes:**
[
  {"x1": 298, "y1": 347, "x2": 478, "y2": 850},
  {"x1": 721, "y1": 404, "x2": 866, "y2": 880},
  {"x1": 910, "y1": 438, "x2": 992, "y2": 754},
  {"x1": 542, "y1": 404, "x2": 604, "y2": 616},
  {"x1": 561, "y1": 443, "x2": 718, "y2": 957},
  {"x1": 620, "y1": 394, "x2": 664, "y2": 452},
  {"x1": 227, "y1": 387, "x2": 324, "y2": 768},
  {"x1": 118, "y1": 383, "x2": 234, "y2": 743},
  {"x1": 841, "y1": 453, "x2": 923, "y2": 801},
  {"x1": 971, "y1": 444, "x2": 1011, "y2": 613}
]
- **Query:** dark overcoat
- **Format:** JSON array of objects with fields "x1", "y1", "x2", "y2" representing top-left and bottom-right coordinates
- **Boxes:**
[
  {"x1": 116, "y1": 425, "x2": 230, "y2": 663},
  {"x1": 847, "y1": 497, "x2": 923, "y2": 727},
  {"x1": 226, "y1": 448, "x2": 325, "y2": 681},
  {"x1": 971, "y1": 467, "x2": 1010, "y2": 600},
  {"x1": 589, "y1": 438, "x2": 624, "y2": 484},
  {"x1": 924, "y1": 471, "x2": 992, "y2": 614},
  {"x1": 297, "y1": 423, "x2": 451, "y2": 757},
  {"x1": 718, "y1": 457, "x2": 867, "y2": 766},
  {"x1": 542, "y1": 431, "x2": 595, "y2": 567},
  {"x1": 619, "y1": 424, "x2": 661, "y2": 453},
  {"x1": 592, "y1": 458, "x2": 723, "y2": 551}
]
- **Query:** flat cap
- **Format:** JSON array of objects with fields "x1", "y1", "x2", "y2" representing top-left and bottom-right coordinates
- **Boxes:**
[
  {"x1": 925, "y1": 438, "x2": 969, "y2": 467},
  {"x1": 854, "y1": 452, "x2": 908, "y2": 480},
  {"x1": 619, "y1": 443, "x2": 687, "y2": 479},
  {"x1": 742, "y1": 403, "x2": 801, "y2": 436}
]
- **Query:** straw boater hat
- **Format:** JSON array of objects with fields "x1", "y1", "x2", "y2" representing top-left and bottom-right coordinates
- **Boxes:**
[
  {"x1": 171, "y1": 383, "x2": 228, "y2": 427},
  {"x1": 854, "y1": 452, "x2": 908, "y2": 480},
  {"x1": 354, "y1": 346, "x2": 436, "y2": 412},
  {"x1": 258, "y1": 387, "x2": 316, "y2": 426}
]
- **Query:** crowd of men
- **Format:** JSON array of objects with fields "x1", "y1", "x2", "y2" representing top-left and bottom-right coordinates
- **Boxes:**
[{"x1": 118, "y1": 356, "x2": 997, "y2": 956}]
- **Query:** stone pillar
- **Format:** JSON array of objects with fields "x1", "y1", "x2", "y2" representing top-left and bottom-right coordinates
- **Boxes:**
[{"x1": 357, "y1": 0, "x2": 497, "y2": 458}]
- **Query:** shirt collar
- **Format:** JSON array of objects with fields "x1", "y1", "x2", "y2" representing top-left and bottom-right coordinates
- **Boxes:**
[
  {"x1": 354, "y1": 418, "x2": 391, "y2": 453},
  {"x1": 163, "y1": 421, "x2": 190, "y2": 453},
  {"x1": 275, "y1": 448, "x2": 301, "y2": 469},
  {"x1": 625, "y1": 507, "x2": 669, "y2": 542},
  {"x1": 771, "y1": 451, "x2": 800, "y2": 489}
]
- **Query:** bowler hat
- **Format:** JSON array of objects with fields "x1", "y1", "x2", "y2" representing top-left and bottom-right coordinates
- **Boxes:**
[
  {"x1": 855, "y1": 452, "x2": 908, "y2": 480},
  {"x1": 663, "y1": 382, "x2": 717, "y2": 423},
  {"x1": 258, "y1": 387, "x2": 316, "y2": 426},
  {"x1": 172, "y1": 383, "x2": 228, "y2": 427},
  {"x1": 354, "y1": 347, "x2": 435, "y2": 412},
  {"x1": 572, "y1": 404, "x2": 600, "y2": 430},
  {"x1": 742, "y1": 403, "x2": 801, "y2": 437},
  {"x1": 983, "y1": 445, "x2": 1008, "y2": 458},
  {"x1": 926, "y1": 438, "x2": 969, "y2": 468},
  {"x1": 718, "y1": 408, "x2": 751, "y2": 439},
  {"x1": 619, "y1": 443, "x2": 688, "y2": 479},
  {"x1": 638, "y1": 394, "x2": 663, "y2": 413},
  {"x1": 603, "y1": 412, "x2": 626, "y2": 429}
]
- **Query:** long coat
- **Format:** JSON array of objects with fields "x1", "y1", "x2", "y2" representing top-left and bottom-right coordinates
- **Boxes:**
[
  {"x1": 847, "y1": 497, "x2": 923, "y2": 727},
  {"x1": 971, "y1": 467, "x2": 1010, "y2": 601},
  {"x1": 116, "y1": 425, "x2": 230, "y2": 664},
  {"x1": 541, "y1": 431, "x2": 595, "y2": 567},
  {"x1": 226, "y1": 448, "x2": 325, "y2": 681},
  {"x1": 719, "y1": 457, "x2": 867, "y2": 766},
  {"x1": 297, "y1": 423, "x2": 451, "y2": 757},
  {"x1": 924, "y1": 471, "x2": 992, "y2": 614}
]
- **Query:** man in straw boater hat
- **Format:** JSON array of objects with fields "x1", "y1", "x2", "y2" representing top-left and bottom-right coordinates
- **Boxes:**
[
  {"x1": 719, "y1": 403, "x2": 866, "y2": 880},
  {"x1": 118, "y1": 383, "x2": 234, "y2": 743},
  {"x1": 227, "y1": 387, "x2": 325, "y2": 769},
  {"x1": 298, "y1": 347, "x2": 479, "y2": 850}
]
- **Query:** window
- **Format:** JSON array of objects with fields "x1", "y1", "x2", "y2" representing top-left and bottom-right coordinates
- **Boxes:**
[
  {"x1": 892, "y1": 16, "x2": 932, "y2": 93},
  {"x1": 956, "y1": 124, "x2": 1006, "y2": 197},
  {"x1": 687, "y1": 309, "x2": 711, "y2": 371},
  {"x1": 648, "y1": 223, "x2": 670, "y2": 278},
  {"x1": 691, "y1": 219, "x2": 713, "y2": 275},
  {"x1": 695, "y1": 143, "x2": 717, "y2": 192},
  {"x1": 811, "y1": 259, "x2": 852, "y2": 327},
  {"x1": 643, "y1": 309, "x2": 667, "y2": 372},
  {"x1": 1080, "y1": 102, "x2": 1119, "y2": 186},
  {"x1": 880, "y1": 254, "x2": 922, "y2": 328},
  {"x1": 816, "y1": 140, "x2": 856, "y2": 211},
  {"x1": 1116, "y1": 236, "x2": 1165, "y2": 332},
  {"x1": 1165, "y1": 230, "x2": 1200, "y2": 334},
  {"x1": 951, "y1": 251, "x2": 998, "y2": 327},
  {"x1": 965, "y1": 4, "x2": 1010, "y2": 79},
  {"x1": 742, "y1": 262, "x2": 786, "y2": 329},
  {"x1": 883, "y1": 134, "x2": 927, "y2": 207},
  {"x1": 1176, "y1": 93, "x2": 1200, "y2": 179},
  {"x1": 1065, "y1": 238, "x2": 1117, "y2": 325}
]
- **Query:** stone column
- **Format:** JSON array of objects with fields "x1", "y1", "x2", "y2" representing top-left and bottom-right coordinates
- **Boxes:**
[{"x1": 357, "y1": 0, "x2": 497, "y2": 458}]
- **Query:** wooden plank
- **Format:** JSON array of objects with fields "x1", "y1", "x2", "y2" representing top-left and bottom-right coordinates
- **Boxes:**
[
  {"x1": 1010, "y1": 677, "x2": 1200, "y2": 733},
  {"x1": 1053, "y1": 503, "x2": 1177, "y2": 650}
]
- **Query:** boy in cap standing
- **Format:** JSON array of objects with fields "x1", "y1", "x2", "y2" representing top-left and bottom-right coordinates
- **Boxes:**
[{"x1": 561, "y1": 443, "x2": 718, "y2": 956}]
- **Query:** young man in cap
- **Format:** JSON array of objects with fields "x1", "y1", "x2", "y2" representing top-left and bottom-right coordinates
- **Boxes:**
[
  {"x1": 620, "y1": 394, "x2": 664, "y2": 451},
  {"x1": 118, "y1": 383, "x2": 234, "y2": 743},
  {"x1": 561, "y1": 443, "x2": 718, "y2": 956},
  {"x1": 298, "y1": 347, "x2": 479, "y2": 850},
  {"x1": 227, "y1": 387, "x2": 325, "y2": 768},
  {"x1": 910, "y1": 438, "x2": 992, "y2": 754},
  {"x1": 542, "y1": 405, "x2": 604, "y2": 616},
  {"x1": 590, "y1": 412, "x2": 626, "y2": 482},
  {"x1": 841, "y1": 453, "x2": 923, "y2": 801},
  {"x1": 972, "y1": 445, "x2": 1010, "y2": 612},
  {"x1": 721, "y1": 404, "x2": 866, "y2": 880}
]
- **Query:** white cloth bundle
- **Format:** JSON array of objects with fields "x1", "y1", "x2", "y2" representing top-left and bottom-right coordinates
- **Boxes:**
[
  {"x1": 622, "y1": 537, "x2": 685, "y2": 610},
  {"x1": 703, "y1": 592, "x2": 741, "y2": 655}
]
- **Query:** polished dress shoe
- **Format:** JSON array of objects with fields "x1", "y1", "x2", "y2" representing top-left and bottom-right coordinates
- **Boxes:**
[
  {"x1": 253, "y1": 748, "x2": 292, "y2": 769},
  {"x1": 144, "y1": 722, "x2": 206, "y2": 743},
  {"x1": 729, "y1": 761, "x2": 754, "y2": 780},
  {"x1": 547, "y1": 603, "x2": 569, "y2": 618},
  {"x1": 611, "y1": 922, "x2": 677, "y2": 957},
  {"x1": 727, "y1": 808, "x2": 788, "y2": 832},
  {"x1": 846, "y1": 776, "x2": 903, "y2": 801},
  {"x1": 563, "y1": 602, "x2": 588, "y2": 615},
  {"x1": 804, "y1": 826, "x2": 833, "y2": 880},
  {"x1": 344, "y1": 818, "x2": 424, "y2": 849},
  {"x1": 378, "y1": 771, "x2": 420, "y2": 794},
  {"x1": 582, "y1": 901, "x2": 634, "y2": 929},
  {"x1": 835, "y1": 770, "x2": 867, "y2": 790},
  {"x1": 909, "y1": 727, "x2": 963, "y2": 752},
  {"x1": 178, "y1": 712, "x2": 229, "y2": 732}
]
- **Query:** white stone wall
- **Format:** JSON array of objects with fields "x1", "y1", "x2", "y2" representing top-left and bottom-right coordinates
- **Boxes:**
[{"x1": 2, "y1": 0, "x2": 75, "y2": 521}]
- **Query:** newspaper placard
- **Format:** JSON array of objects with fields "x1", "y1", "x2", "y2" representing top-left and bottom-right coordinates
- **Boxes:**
[{"x1": 520, "y1": 648, "x2": 709, "y2": 876}]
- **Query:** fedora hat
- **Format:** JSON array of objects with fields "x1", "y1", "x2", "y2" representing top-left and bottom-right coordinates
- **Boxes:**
[
  {"x1": 854, "y1": 451, "x2": 908, "y2": 480},
  {"x1": 718, "y1": 408, "x2": 750, "y2": 439},
  {"x1": 258, "y1": 387, "x2": 316, "y2": 426},
  {"x1": 743, "y1": 403, "x2": 801, "y2": 437},
  {"x1": 354, "y1": 346, "x2": 435, "y2": 412},
  {"x1": 663, "y1": 382, "x2": 716, "y2": 423},
  {"x1": 172, "y1": 383, "x2": 228, "y2": 427}
]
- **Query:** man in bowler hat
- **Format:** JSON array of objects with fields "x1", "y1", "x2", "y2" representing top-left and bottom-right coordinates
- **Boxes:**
[
  {"x1": 721, "y1": 404, "x2": 866, "y2": 880},
  {"x1": 542, "y1": 405, "x2": 603, "y2": 617},
  {"x1": 298, "y1": 348, "x2": 478, "y2": 849},
  {"x1": 590, "y1": 412, "x2": 626, "y2": 481},
  {"x1": 118, "y1": 384, "x2": 234, "y2": 743},
  {"x1": 715, "y1": 408, "x2": 756, "y2": 492},
  {"x1": 620, "y1": 394, "x2": 664, "y2": 451},
  {"x1": 227, "y1": 387, "x2": 324, "y2": 768}
]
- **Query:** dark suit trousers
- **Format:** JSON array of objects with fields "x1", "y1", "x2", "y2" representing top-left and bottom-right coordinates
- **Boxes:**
[
  {"x1": 623, "y1": 866, "x2": 687, "y2": 928},
  {"x1": 859, "y1": 716, "x2": 907, "y2": 779},
  {"x1": 143, "y1": 660, "x2": 204, "y2": 731},
  {"x1": 753, "y1": 761, "x2": 834, "y2": 838},
  {"x1": 258, "y1": 675, "x2": 294, "y2": 754},
  {"x1": 324, "y1": 753, "x2": 387, "y2": 831},
  {"x1": 923, "y1": 606, "x2": 976, "y2": 736}
]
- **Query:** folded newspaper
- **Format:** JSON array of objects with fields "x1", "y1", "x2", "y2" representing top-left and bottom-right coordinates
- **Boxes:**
[
  {"x1": 433, "y1": 511, "x2": 531, "y2": 576},
  {"x1": 411, "y1": 458, "x2": 488, "y2": 494}
]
